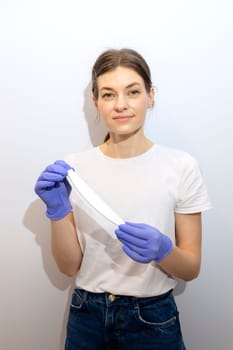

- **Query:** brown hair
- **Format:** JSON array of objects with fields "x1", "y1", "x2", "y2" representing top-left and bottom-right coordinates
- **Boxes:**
[
  {"x1": 92, "y1": 48, "x2": 153, "y2": 98},
  {"x1": 91, "y1": 48, "x2": 153, "y2": 141}
]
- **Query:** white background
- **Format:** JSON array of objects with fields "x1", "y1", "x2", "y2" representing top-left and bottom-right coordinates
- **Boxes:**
[{"x1": 1, "y1": 1, "x2": 233, "y2": 349}]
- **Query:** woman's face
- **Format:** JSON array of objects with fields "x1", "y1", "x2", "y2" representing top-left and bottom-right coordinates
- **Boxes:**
[{"x1": 93, "y1": 66, "x2": 154, "y2": 139}]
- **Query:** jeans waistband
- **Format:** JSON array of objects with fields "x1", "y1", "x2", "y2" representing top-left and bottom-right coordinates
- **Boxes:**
[{"x1": 74, "y1": 288, "x2": 173, "y2": 306}]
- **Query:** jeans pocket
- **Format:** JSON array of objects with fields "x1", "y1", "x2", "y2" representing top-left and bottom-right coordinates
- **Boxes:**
[
  {"x1": 136, "y1": 305, "x2": 177, "y2": 328},
  {"x1": 70, "y1": 288, "x2": 87, "y2": 311},
  {"x1": 134, "y1": 294, "x2": 178, "y2": 329}
]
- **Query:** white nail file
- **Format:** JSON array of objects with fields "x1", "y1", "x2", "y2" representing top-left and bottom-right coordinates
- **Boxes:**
[{"x1": 66, "y1": 169, "x2": 125, "y2": 226}]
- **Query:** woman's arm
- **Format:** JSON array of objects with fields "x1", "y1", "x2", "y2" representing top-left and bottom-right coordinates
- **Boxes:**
[
  {"x1": 51, "y1": 212, "x2": 83, "y2": 277},
  {"x1": 157, "y1": 212, "x2": 202, "y2": 281}
]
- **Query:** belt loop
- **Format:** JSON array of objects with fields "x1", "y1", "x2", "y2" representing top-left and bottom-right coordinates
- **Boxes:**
[
  {"x1": 132, "y1": 296, "x2": 139, "y2": 309},
  {"x1": 75, "y1": 288, "x2": 88, "y2": 302},
  {"x1": 83, "y1": 289, "x2": 88, "y2": 302}
]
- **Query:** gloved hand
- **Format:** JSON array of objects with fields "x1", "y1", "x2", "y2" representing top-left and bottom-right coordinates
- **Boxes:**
[
  {"x1": 115, "y1": 222, "x2": 173, "y2": 263},
  {"x1": 34, "y1": 160, "x2": 73, "y2": 220}
]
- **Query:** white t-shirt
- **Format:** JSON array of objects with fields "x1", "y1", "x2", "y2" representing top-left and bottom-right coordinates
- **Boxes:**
[{"x1": 65, "y1": 144, "x2": 212, "y2": 297}]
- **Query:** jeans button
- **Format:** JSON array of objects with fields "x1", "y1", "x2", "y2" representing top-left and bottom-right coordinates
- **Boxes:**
[{"x1": 108, "y1": 294, "x2": 116, "y2": 302}]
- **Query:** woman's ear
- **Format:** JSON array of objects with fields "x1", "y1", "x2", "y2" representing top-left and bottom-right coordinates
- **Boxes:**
[{"x1": 148, "y1": 87, "x2": 155, "y2": 108}]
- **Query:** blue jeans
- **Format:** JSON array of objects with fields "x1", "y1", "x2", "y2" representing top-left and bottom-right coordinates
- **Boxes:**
[{"x1": 65, "y1": 288, "x2": 186, "y2": 350}]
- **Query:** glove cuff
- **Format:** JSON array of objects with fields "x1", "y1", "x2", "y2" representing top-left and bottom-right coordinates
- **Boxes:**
[
  {"x1": 46, "y1": 203, "x2": 73, "y2": 221},
  {"x1": 154, "y1": 234, "x2": 173, "y2": 263}
]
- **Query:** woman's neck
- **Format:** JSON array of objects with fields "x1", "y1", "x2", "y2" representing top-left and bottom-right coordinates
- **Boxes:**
[{"x1": 100, "y1": 130, "x2": 154, "y2": 159}]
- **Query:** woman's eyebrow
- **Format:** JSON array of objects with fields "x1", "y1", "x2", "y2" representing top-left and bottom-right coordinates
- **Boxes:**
[
  {"x1": 100, "y1": 87, "x2": 114, "y2": 91},
  {"x1": 100, "y1": 82, "x2": 141, "y2": 91},
  {"x1": 126, "y1": 82, "x2": 141, "y2": 89}
]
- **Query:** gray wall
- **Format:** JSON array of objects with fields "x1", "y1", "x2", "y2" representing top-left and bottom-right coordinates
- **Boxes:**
[{"x1": 1, "y1": 1, "x2": 232, "y2": 349}]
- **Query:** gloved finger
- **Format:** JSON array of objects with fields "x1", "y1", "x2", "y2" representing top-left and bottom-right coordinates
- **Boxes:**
[
  {"x1": 122, "y1": 245, "x2": 151, "y2": 264},
  {"x1": 125, "y1": 222, "x2": 149, "y2": 229},
  {"x1": 118, "y1": 222, "x2": 151, "y2": 239},
  {"x1": 54, "y1": 160, "x2": 73, "y2": 171},
  {"x1": 121, "y1": 238, "x2": 150, "y2": 256},
  {"x1": 115, "y1": 228, "x2": 146, "y2": 247},
  {"x1": 35, "y1": 179, "x2": 57, "y2": 191},
  {"x1": 45, "y1": 163, "x2": 70, "y2": 177},
  {"x1": 37, "y1": 170, "x2": 67, "y2": 183}
]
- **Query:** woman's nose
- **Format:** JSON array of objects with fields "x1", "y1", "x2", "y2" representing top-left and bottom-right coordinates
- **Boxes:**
[{"x1": 114, "y1": 94, "x2": 128, "y2": 111}]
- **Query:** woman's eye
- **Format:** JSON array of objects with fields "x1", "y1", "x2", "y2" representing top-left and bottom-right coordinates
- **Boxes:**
[
  {"x1": 128, "y1": 90, "x2": 140, "y2": 96},
  {"x1": 102, "y1": 93, "x2": 114, "y2": 100}
]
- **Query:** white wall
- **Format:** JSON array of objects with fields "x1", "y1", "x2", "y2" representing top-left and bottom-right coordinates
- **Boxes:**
[{"x1": 1, "y1": 1, "x2": 232, "y2": 349}]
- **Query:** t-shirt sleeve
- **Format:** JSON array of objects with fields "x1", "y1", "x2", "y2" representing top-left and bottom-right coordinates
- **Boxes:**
[{"x1": 175, "y1": 154, "x2": 212, "y2": 214}]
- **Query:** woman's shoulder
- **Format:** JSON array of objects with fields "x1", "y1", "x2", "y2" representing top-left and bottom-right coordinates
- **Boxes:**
[{"x1": 155, "y1": 144, "x2": 198, "y2": 165}]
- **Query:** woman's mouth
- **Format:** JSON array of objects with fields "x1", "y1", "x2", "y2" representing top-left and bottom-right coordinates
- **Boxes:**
[{"x1": 113, "y1": 115, "x2": 134, "y2": 122}]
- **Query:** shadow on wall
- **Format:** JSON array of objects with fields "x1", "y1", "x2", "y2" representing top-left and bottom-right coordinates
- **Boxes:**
[
  {"x1": 83, "y1": 82, "x2": 109, "y2": 147},
  {"x1": 23, "y1": 199, "x2": 71, "y2": 290},
  {"x1": 23, "y1": 199, "x2": 74, "y2": 350},
  {"x1": 173, "y1": 279, "x2": 186, "y2": 296}
]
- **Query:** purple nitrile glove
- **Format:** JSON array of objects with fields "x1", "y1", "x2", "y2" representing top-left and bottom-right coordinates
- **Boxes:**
[
  {"x1": 115, "y1": 222, "x2": 173, "y2": 263},
  {"x1": 34, "y1": 160, "x2": 73, "y2": 220}
]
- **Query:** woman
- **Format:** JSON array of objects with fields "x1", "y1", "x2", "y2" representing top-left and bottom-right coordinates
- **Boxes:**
[{"x1": 35, "y1": 48, "x2": 211, "y2": 349}]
